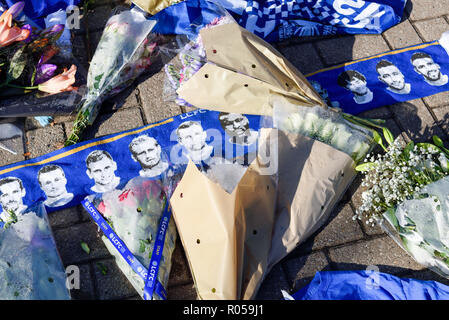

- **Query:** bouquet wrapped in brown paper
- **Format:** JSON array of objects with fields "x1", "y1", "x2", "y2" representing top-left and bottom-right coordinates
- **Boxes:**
[{"x1": 170, "y1": 21, "x2": 378, "y2": 299}]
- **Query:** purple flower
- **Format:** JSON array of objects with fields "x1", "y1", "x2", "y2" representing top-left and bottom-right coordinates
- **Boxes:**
[
  {"x1": 35, "y1": 63, "x2": 57, "y2": 85},
  {"x1": 7, "y1": 1, "x2": 25, "y2": 19},
  {"x1": 21, "y1": 24, "x2": 32, "y2": 42}
]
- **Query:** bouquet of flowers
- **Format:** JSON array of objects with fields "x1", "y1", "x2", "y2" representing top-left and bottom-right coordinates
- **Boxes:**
[
  {"x1": 0, "y1": 203, "x2": 70, "y2": 300},
  {"x1": 0, "y1": 2, "x2": 78, "y2": 96},
  {"x1": 354, "y1": 132, "x2": 449, "y2": 277},
  {"x1": 272, "y1": 97, "x2": 380, "y2": 163},
  {"x1": 163, "y1": 15, "x2": 233, "y2": 107},
  {"x1": 86, "y1": 176, "x2": 178, "y2": 300},
  {"x1": 65, "y1": 8, "x2": 158, "y2": 146},
  {"x1": 0, "y1": 2, "x2": 84, "y2": 119}
]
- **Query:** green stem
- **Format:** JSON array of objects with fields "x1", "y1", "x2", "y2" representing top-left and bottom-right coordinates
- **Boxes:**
[{"x1": 7, "y1": 83, "x2": 38, "y2": 90}]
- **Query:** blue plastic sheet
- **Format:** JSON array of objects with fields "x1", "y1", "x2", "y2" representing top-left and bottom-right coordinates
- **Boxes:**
[
  {"x1": 150, "y1": 0, "x2": 225, "y2": 39},
  {"x1": 290, "y1": 270, "x2": 449, "y2": 300}
]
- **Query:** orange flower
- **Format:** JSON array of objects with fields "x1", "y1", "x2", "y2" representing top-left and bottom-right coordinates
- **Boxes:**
[
  {"x1": 38, "y1": 65, "x2": 77, "y2": 94},
  {"x1": 0, "y1": 11, "x2": 30, "y2": 47}
]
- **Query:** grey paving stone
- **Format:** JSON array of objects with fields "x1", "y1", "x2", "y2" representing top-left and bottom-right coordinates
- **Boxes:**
[
  {"x1": 83, "y1": 107, "x2": 144, "y2": 139},
  {"x1": 93, "y1": 258, "x2": 138, "y2": 299},
  {"x1": 400, "y1": 269, "x2": 449, "y2": 287},
  {"x1": 329, "y1": 236, "x2": 425, "y2": 274},
  {"x1": 316, "y1": 35, "x2": 390, "y2": 67},
  {"x1": 278, "y1": 43, "x2": 324, "y2": 75},
  {"x1": 391, "y1": 98, "x2": 445, "y2": 143},
  {"x1": 413, "y1": 17, "x2": 449, "y2": 42},
  {"x1": 282, "y1": 251, "x2": 330, "y2": 291},
  {"x1": 357, "y1": 106, "x2": 393, "y2": 120},
  {"x1": 168, "y1": 240, "x2": 194, "y2": 287},
  {"x1": 0, "y1": 137, "x2": 25, "y2": 167},
  {"x1": 383, "y1": 20, "x2": 423, "y2": 49},
  {"x1": 68, "y1": 263, "x2": 96, "y2": 300},
  {"x1": 53, "y1": 221, "x2": 112, "y2": 265},
  {"x1": 137, "y1": 61, "x2": 184, "y2": 124},
  {"x1": 311, "y1": 202, "x2": 364, "y2": 250},
  {"x1": 167, "y1": 283, "x2": 198, "y2": 300},
  {"x1": 408, "y1": 0, "x2": 449, "y2": 21},
  {"x1": 315, "y1": 36, "x2": 355, "y2": 66},
  {"x1": 48, "y1": 205, "x2": 83, "y2": 229},
  {"x1": 71, "y1": 33, "x2": 89, "y2": 70},
  {"x1": 100, "y1": 85, "x2": 141, "y2": 114},
  {"x1": 25, "y1": 124, "x2": 66, "y2": 158},
  {"x1": 432, "y1": 105, "x2": 449, "y2": 140},
  {"x1": 351, "y1": 35, "x2": 391, "y2": 60},
  {"x1": 255, "y1": 263, "x2": 291, "y2": 300},
  {"x1": 423, "y1": 92, "x2": 449, "y2": 109},
  {"x1": 86, "y1": 5, "x2": 113, "y2": 32}
]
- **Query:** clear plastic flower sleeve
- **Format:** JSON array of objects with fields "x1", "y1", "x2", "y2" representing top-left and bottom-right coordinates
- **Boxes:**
[
  {"x1": 85, "y1": 173, "x2": 178, "y2": 300},
  {"x1": 0, "y1": 203, "x2": 70, "y2": 300},
  {"x1": 380, "y1": 176, "x2": 449, "y2": 277}
]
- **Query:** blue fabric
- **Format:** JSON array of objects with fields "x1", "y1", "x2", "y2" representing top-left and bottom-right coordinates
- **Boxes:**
[
  {"x1": 240, "y1": 0, "x2": 407, "y2": 42},
  {"x1": 0, "y1": 109, "x2": 261, "y2": 215},
  {"x1": 2, "y1": 0, "x2": 80, "y2": 28},
  {"x1": 292, "y1": 271, "x2": 449, "y2": 300},
  {"x1": 305, "y1": 39, "x2": 449, "y2": 114},
  {"x1": 150, "y1": 0, "x2": 224, "y2": 39},
  {"x1": 149, "y1": 0, "x2": 406, "y2": 42}
]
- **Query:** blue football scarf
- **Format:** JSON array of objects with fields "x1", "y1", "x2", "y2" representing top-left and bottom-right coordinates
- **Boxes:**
[
  {"x1": 0, "y1": 109, "x2": 261, "y2": 214},
  {"x1": 239, "y1": 0, "x2": 407, "y2": 42},
  {"x1": 289, "y1": 270, "x2": 449, "y2": 300},
  {"x1": 149, "y1": 0, "x2": 406, "y2": 42},
  {"x1": 305, "y1": 31, "x2": 449, "y2": 114}
]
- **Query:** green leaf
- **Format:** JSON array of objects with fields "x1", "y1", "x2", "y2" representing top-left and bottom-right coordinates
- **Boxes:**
[
  {"x1": 416, "y1": 142, "x2": 441, "y2": 154},
  {"x1": 402, "y1": 141, "x2": 414, "y2": 160},
  {"x1": 96, "y1": 262, "x2": 108, "y2": 275},
  {"x1": 355, "y1": 162, "x2": 377, "y2": 172},
  {"x1": 7, "y1": 47, "x2": 27, "y2": 81},
  {"x1": 30, "y1": 67, "x2": 37, "y2": 86},
  {"x1": 382, "y1": 127, "x2": 394, "y2": 146},
  {"x1": 433, "y1": 135, "x2": 449, "y2": 155},
  {"x1": 80, "y1": 241, "x2": 90, "y2": 254}
]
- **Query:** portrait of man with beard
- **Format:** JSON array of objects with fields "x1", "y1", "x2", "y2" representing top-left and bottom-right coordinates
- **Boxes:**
[
  {"x1": 376, "y1": 60, "x2": 411, "y2": 95},
  {"x1": 411, "y1": 52, "x2": 448, "y2": 87}
]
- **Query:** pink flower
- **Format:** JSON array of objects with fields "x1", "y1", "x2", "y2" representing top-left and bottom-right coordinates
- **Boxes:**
[
  {"x1": 0, "y1": 10, "x2": 30, "y2": 47},
  {"x1": 38, "y1": 64, "x2": 77, "y2": 94}
]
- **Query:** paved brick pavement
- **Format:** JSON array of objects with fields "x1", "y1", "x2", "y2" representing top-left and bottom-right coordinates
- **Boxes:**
[{"x1": 0, "y1": 0, "x2": 448, "y2": 300}]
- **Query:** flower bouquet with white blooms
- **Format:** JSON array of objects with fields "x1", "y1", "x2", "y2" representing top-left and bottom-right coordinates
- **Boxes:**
[
  {"x1": 0, "y1": 203, "x2": 70, "y2": 300},
  {"x1": 354, "y1": 132, "x2": 449, "y2": 277},
  {"x1": 65, "y1": 7, "x2": 158, "y2": 146},
  {"x1": 272, "y1": 97, "x2": 380, "y2": 163}
]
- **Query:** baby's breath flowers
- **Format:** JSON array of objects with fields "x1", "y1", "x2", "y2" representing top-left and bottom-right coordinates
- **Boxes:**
[{"x1": 353, "y1": 133, "x2": 449, "y2": 226}]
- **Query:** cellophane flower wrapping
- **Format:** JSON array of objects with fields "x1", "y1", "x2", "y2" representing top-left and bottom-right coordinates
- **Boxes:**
[
  {"x1": 272, "y1": 97, "x2": 374, "y2": 163},
  {"x1": 88, "y1": 176, "x2": 178, "y2": 300},
  {"x1": 162, "y1": 12, "x2": 234, "y2": 107},
  {"x1": 0, "y1": 203, "x2": 70, "y2": 300},
  {"x1": 66, "y1": 7, "x2": 158, "y2": 145},
  {"x1": 381, "y1": 176, "x2": 449, "y2": 277}
]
